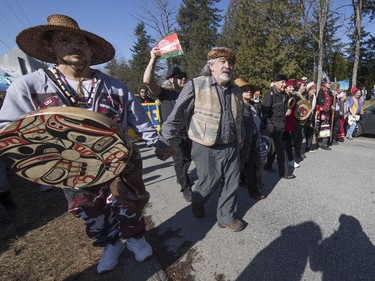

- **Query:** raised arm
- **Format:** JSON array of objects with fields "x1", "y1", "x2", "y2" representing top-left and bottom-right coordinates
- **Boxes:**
[{"x1": 143, "y1": 47, "x2": 161, "y2": 97}]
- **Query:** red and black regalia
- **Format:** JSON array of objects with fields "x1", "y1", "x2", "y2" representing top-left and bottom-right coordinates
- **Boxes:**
[{"x1": 315, "y1": 82, "x2": 332, "y2": 150}]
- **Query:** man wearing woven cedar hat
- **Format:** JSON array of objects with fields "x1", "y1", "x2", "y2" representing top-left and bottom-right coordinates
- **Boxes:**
[
  {"x1": 0, "y1": 14, "x2": 158, "y2": 274},
  {"x1": 155, "y1": 47, "x2": 246, "y2": 232}
]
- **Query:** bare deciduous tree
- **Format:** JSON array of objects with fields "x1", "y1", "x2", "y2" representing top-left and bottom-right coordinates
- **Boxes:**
[
  {"x1": 316, "y1": 0, "x2": 330, "y2": 90},
  {"x1": 298, "y1": 0, "x2": 332, "y2": 89},
  {"x1": 131, "y1": 0, "x2": 178, "y2": 39}
]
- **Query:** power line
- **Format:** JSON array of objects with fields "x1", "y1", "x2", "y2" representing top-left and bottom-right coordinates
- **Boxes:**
[
  {"x1": 0, "y1": 9, "x2": 19, "y2": 33},
  {"x1": 0, "y1": 39, "x2": 12, "y2": 51},
  {"x1": 0, "y1": 23, "x2": 14, "y2": 40},
  {"x1": 4, "y1": 0, "x2": 27, "y2": 28},
  {"x1": 14, "y1": 0, "x2": 33, "y2": 26}
]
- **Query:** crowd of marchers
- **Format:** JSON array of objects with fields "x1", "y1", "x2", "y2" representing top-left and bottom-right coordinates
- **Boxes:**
[{"x1": 0, "y1": 13, "x2": 368, "y2": 276}]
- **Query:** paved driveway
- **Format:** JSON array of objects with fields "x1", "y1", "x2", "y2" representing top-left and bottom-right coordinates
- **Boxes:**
[{"x1": 125, "y1": 136, "x2": 375, "y2": 281}]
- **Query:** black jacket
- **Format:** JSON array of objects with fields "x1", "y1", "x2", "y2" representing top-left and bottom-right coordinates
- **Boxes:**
[{"x1": 261, "y1": 86, "x2": 287, "y2": 131}]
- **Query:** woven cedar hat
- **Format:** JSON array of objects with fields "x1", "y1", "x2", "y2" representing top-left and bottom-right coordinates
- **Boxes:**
[
  {"x1": 234, "y1": 78, "x2": 250, "y2": 88},
  {"x1": 16, "y1": 14, "x2": 115, "y2": 65}
]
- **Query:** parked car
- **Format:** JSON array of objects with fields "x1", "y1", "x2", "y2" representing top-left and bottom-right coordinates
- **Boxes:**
[{"x1": 354, "y1": 105, "x2": 375, "y2": 137}]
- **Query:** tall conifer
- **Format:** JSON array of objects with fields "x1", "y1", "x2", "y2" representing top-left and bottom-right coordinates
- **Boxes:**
[
  {"x1": 128, "y1": 22, "x2": 155, "y2": 93},
  {"x1": 176, "y1": 0, "x2": 222, "y2": 77}
]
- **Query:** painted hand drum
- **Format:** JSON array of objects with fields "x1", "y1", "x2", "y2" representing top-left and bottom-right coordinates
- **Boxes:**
[
  {"x1": 0, "y1": 106, "x2": 132, "y2": 188},
  {"x1": 294, "y1": 100, "x2": 312, "y2": 121}
]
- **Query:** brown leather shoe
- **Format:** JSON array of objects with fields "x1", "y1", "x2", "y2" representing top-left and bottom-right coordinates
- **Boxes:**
[
  {"x1": 218, "y1": 219, "x2": 245, "y2": 232},
  {"x1": 192, "y1": 204, "x2": 205, "y2": 218}
]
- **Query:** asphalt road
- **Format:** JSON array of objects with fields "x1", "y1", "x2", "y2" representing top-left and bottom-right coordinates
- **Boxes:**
[{"x1": 125, "y1": 136, "x2": 375, "y2": 281}]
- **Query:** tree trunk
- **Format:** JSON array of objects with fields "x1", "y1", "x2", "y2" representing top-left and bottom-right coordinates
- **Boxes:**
[
  {"x1": 316, "y1": 0, "x2": 329, "y2": 90},
  {"x1": 351, "y1": 0, "x2": 362, "y2": 88}
]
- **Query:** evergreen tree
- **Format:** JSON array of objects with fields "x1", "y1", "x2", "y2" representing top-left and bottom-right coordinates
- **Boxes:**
[
  {"x1": 105, "y1": 57, "x2": 131, "y2": 83},
  {"x1": 176, "y1": 0, "x2": 222, "y2": 77},
  {"x1": 363, "y1": 0, "x2": 375, "y2": 19},
  {"x1": 128, "y1": 22, "x2": 155, "y2": 93},
  {"x1": 347, "y1": 27, "x2": 374, "y2": 87},
  {"x1": 224, "y1": 0, "x2": 309, "y2": 92},
  {"x1": 320, "y1": 10, "x2": 345, "y2": 81},
  {"x1": 218, "y1": 0, "x2": 240, "y2": 51},
  {"x1": 360, "y1": 34, "x2": 375, "y2": 88},
  {"x1": 346, "y1": 0, "x2": 375, "y2": 87},
  {"x1": 363, "y1": 0, "x2": 375, "y2": 86}
]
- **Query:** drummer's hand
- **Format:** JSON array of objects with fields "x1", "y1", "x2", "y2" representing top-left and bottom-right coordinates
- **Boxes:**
[
  {"x1": 286, "y1": 109, "x2": 292, "y2": 116},
  {"x1": 155, "y1": 146, "x2": 176, "y2": 161}
]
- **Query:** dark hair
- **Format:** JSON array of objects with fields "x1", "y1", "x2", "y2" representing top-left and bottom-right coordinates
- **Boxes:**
[
  {"x1": 273, "y1": 74, "x2": 288, "y2": 82},
  {"x1": 249, "y1": 84, "x2": 258, "y2": 93}
]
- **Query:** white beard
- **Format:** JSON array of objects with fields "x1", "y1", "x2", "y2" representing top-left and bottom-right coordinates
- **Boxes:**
[{"x1": 217, "y1": 73, "x2": 231, "y2": 85}]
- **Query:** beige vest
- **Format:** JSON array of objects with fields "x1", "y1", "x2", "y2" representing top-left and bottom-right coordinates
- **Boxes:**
[{"x1": 188, "y1": 76, "x2": 242, "y2": 146}]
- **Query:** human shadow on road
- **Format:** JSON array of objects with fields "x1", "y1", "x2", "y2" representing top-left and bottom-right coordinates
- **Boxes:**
[
  {"x1": 145, "y1": 186, "x2": 260, "y2": 280},
  {"x1": 236, "y1": 214, "x2": 375, "y2": 281},
  {"x1": 142, "y1": 161, "x2": 174, "y2": 175},
  {"x1": 236, "y1": 221, "x2": 322, "y2": 281},
  {"x1": 254, "y1": 168, "x2": 283, "y2": 205},
  {"x1": 309, "y1": 214, "x2": 375, "y2": 280}
]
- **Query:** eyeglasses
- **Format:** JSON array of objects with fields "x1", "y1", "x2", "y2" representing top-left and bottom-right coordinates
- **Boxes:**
[
  {"x1": 174, "y1": 75, "x2": 187, "y2": 80},
  {"x1": 140, "y1": 90, "x2": 147, "y2": 93}
]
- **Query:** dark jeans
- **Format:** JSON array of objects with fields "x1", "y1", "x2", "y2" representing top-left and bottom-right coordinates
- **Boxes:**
[
  {"x1": 293, "y1": 123, "x2": 305, "y2": 157},
  {"x1": 241, "y1": 149, "x2": 263, "y2": 194},
  {"x1": 265, "y1": 130, "x2": 289, "y2": 177},
  {"x1": 283, "y1": 131, "x2": 294, "y2": 161},
  {"x1": 319, "y1": 137, "x2": 330, "y2": 148},
  {"x1": 172, "y1": 138, "x2": 192, "y2": 191},
  {"x1": 304, "y1": 125, "x2": 317, "y2": 152}
]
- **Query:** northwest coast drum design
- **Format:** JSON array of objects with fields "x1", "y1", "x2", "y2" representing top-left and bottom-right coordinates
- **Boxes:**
[
  {"x1": 0, "y1": 107, "x2": 132, "y2": 188},
  {"x1": 294, "y1": 100, "x2": 312, "y2": 121}
]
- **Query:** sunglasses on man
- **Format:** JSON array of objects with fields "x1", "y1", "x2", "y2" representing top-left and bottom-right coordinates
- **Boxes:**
[{"x1": 174, "y1": 75, "x2": 187, "y2": 80}]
